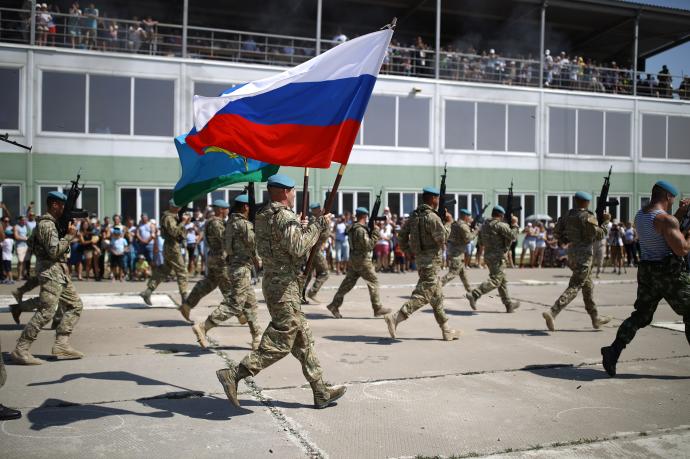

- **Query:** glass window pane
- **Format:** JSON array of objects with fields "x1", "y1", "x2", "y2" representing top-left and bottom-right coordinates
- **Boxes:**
[
  {"x1": 0, "y1": 68, "x2": 20, "y2": 130},
  {"x1": 620, "y1": 197, "x2": 630, "y2": 223},
  {"x1": 547, "y1": 196, "x2": 558, "y2": 220},
  {"x1": 398, "y1": 96, "x2": 429, "y2": 148},
  {"x1": 42, "y1": 72, "x2": 86, "y2": 132},
  {"x1": 445, "y1": 100, "x2": 475, "y2": 149},
  {"x1": 668, "y1": 116, "x2": 690, "y2": 160},
  {"x1": 577, "y1": 109, "x2": 604, "y2": 156},
  {"x1": 640, "y1": 196, "x2": 650, "y2": 208},
  {"x1": 642, "y1": 114, "x2": 666, "y2": 159},
  {"x1": 402, "y1": 193, "x2": 415, "y2": 215},
  {"x1": 457, "y1": 194, "x2": 468, "y2": 212},
  {"x1": 228, "y1": 189, "x2": 244, "y2": 203},
  {"x1": 549, "y1": 107, "x2": 576, "y2": 154},
  {"x1": 524, "y1": 195, "x2": 535, "y2": 224},
  {"x1": 477, "y1": 103, "x2": 505, "y2": 151},
  {"x1": 81, "y1": 187, "x2": 99, "y2": 216},
  {"x1": 363, "y1": 95, "x2": 395, "y2": 146},
  {"x1": 471, "y1": 194, "x2": 483, "y2": 215},
  {"x1": 1, "y1": 185, "x2": 20, "y2": 221},
  {"x1": 387, "y1": 192, "x2": 401, "y2": 216},
  {"x1": 508, "y1": 105, "x2": 535, "y2": 152},
  {"x1": 194, "y1": 81, "x2": 236, "y2": 97},
  {"x1": 134, "y1": 78, "x2": 174, "y2": 136},
  {"x1": 357, "y1": 192, "x2": 370, "y2": 210},
  {"x1": 605, "y1": 112, "x2": 631, "y2": 157},
  {"x1": 89, "y1": 75, "x2": 131, "y2": 135},
  {"x1": 560, "y1": 196, "x2": 569, "y2": 215},
  {"x1": 211, "y1": 190, "x2": 226, "y2": 202},
  {"x1": 120, "y1": 188, "x2": 137, "y2": 222},
  {"x1": 342, "y1": 192, "x2": 354, "y2": 215},
  {"x1": 158, "y1": 189, "x2": 173, "y2": 221},
  {"x1": 140, "y1": 189, "x2": 156, "y2": 219}
]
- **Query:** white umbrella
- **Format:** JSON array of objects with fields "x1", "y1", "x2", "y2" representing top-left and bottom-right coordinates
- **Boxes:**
[{"x1": 525, "y1": 214, "x2": 553, "y2": 222}]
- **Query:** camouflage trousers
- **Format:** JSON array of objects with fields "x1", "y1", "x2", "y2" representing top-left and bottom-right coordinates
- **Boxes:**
[
  {"x1": 209, "y1": 265, "x2": 258, "y2": 326},
  {"x1": 307, "y1": 252, "x2": 329, "y2": 297},
  {"x1": 147, "y1": 245, "x2": 188, "y2": 296},
  {"x1": 20, "y1": 265, "x2": 83, "y2": 342},
  {"x1": 16, "y1": 275, "x2": 39, "y2": 295},
  {"x1": 551, "y1": 257, "x2": 596, "y2": 317},
  {"x1": 330, "y1": 259, "x2": 382, "y2": 311},
  {"x1": 469, "y1": 256, "x2": 512, "y2": 306},
  {"x1": 615, "y1": 259, "x2": 690, "y2": 347},
  {"x1": 400, "y1": 262, "x2": 448, "y2": 325},
  {"x1": 0, "y1": 338, "x2": 5, "y2": 389},
  {"x1": 240, "y1": 272, "x2": 323, "y2": 383},
  {"x1": 441, "y1": 254, "x2": 471, "y2": 291},
  {"x1": 185, "y1": 256, "x2": 230, "y2": 308}
]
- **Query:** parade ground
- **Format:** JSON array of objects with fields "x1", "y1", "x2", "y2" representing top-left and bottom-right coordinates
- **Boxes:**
[{"x1": 1, "y1": 267, "x2": 688, "y2": 459}]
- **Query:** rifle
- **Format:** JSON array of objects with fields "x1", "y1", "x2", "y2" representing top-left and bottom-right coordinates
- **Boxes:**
[
  {"x1": 368, "y1": 189, "x2": 383, "y2": 235},
  {"x1": 595, "y1": 167, "x2": 619, "y2": 226},
  {"x1": 470, "y1": 198, "x2": 490, "y2": 230},
  {"x1": 505, "y1": 180, "x2": 521, "y2": 225},
  {"x1": 57, "y1": 173, "x2": 89, "y2": 238},
  {"x1": 437, "y1": 163, "x2": 450, "y2": 220},
  {"x1": 0, "y1": 133, "x2": 32, "y2": 151}
]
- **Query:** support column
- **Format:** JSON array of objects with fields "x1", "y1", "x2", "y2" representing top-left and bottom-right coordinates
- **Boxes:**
[
  {"x1": 316, "y1": 0, "x2": 322, "y2": 55},
  {"x1": 29, "y1": 0, "x2": 36, "y2": 45},
  {"x1": 182, "y1": 0, "x2": 188, "y2": 58},
  {"x1": 539, "y1": 1, "x2": 547, "y2": 89},
  {"x1": 633, "y1": 12, "x2": 640, "y2": 96},
  {"x1": 435, "y1": 0, "x2": 441, "y2": 80}
]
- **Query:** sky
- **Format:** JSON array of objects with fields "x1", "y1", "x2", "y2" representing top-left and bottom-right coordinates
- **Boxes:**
[{"x1": 625, "y1": 0, "x2": 690, "y2": 84}]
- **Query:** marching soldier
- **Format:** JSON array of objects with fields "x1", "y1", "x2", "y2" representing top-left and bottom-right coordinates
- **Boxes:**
[
  {"x1": 216, "y1": 175, "x2": 345, "y2": 409},
  {"x1": 305, "y1": 202, "x2": 330, "y2": 303},
  {"x1": 140, "y1": 200, "x2": 189, "y2": 306},
  {"x1": 441, "y1": 208, "x2": 475, "y2": 292},
  {"x1": 326, "y1": 207, "x2": 391, "y2": 318},
  {"x1": 543, "y1": 192, "x2": 611, "y2": 331},
  {"x1": 465, "y1": 205, "x2": 520, "y2": 313},
  {"x1": 179, "y1": 199, "x2": 231, "y2": 322},
  {"x1": 602, "y1": 181, "x2": 690, "y2": 377},
  {"x1": 384, "y1": 187, "x2": 458, "y2": 341},
  {"x1": 11, "y1": 191, "x2": 84, "y2": 365},
  {"x1": 192, "y1": 194, "x2": 262, "y2": 350}
]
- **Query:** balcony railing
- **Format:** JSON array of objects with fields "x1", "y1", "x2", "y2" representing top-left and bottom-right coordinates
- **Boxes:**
[{"x1": 1, "y1": 7, "x2": 687, "y2": 100}]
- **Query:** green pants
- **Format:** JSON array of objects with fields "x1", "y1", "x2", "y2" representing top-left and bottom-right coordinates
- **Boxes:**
[
  {"x1": 470, "y1": 256, "x2": 512, "y2": 307},
  {"x1": 147, "y1": 245, "x2": 188, "y2": 296},
  {"x1": 330, "y1": 259, "x2": 381, "y2": 311},
  {"x1": 210, "y1": 265, "x2": 258, "y2": 325},
  {"x1": 441, "y1": 254, "x2": 471, "y2": 291},
  {"x1": 0, "y1": 338, "x2": 6, "y2": 389},
  {"x1": 400, "y1": 262, "x2": 448, "y2": 325},
  {"x1": 551, "y1": 257, "x2": 596, "y2": 317},
  {"x1": 307, "y1": 252, "x2": 329, "y2": 297},
  {"x1": 186, "y1": 256, "x2": 230, "y2": 308}
]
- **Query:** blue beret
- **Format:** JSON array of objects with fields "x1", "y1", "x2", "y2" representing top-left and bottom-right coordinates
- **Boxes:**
[
  {"x1": 234, "y1": 194, "x2": 250, "y2": 204},
  {"x1": 212, "y1": 199, "x2": 230, "y2": 208},
  {"x1": 267, "y1": 174, "x2": 295, "y2": 189},
  {"x1": 356, "y1": 207, "x2": 369, "y2": 215},
  {"x1": 493, "y1": 205, "x2": 506, "y2": 214},
  {"x1": 422, "y1": 186, "x2": 440, "y2": 196},
  {"x1": 47, "y1": 191, "x2": 67, "y2": 202},
  {"x1": 574, "y1": 191, "x2": 592, "y2": 201},
  {"x1": 459, "y1": 208, "x2": 472, "y2": 216},
  {"x1": 309, "y1": 202, "x2": 321, "y2": 210},
  {"x1": 655, "y1": 180, "x2": 678, "y2": 197}
]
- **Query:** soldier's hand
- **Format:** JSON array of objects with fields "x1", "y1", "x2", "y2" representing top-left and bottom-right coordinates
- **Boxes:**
[
  {"x1": 679, "y1": 198, "x2": 690, "y2": 211},
  {"x1": 300, "y1": 217, "x2": 309, "y2": 229},
  {"x1": 444, "y1": 211, "x2": 453, "y2": 223},
  {"x1": 322, "y1": 213, "x2": 333, "y2": 226}
]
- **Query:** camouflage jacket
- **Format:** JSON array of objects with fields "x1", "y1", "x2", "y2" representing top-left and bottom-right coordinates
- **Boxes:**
[
  {"x1": 255, "y1": 202, "x2": 326, "y2": 276},
  {"x1": 399, "y1": 204, "x2": 450, "y2": 266},
  {"x1": 34, "y1": 213, "x2": 72, "y2": 278},
  {"x1": 349, "y1": 222, "x2": 379, "y2": 263},
  {"x1": 160, "y1": 211, "x2": 185, "y2": 243},
  {"x1": 310, "y1": 215, "x2": 331, "y2": 247},
  {"x1": 204, "y1": 215, "x2": 225, "y2": 259},
  {"x1": 447, "y1": 220, "x2": 475, "y2": 256},
  {"x1": 554, "y1": 208, "x2": 606, "y2": 261},
  {"x1": 225, "y1": 213, "x2": 258, "y2": 268},
  {"x1": 479, "y1": 218, "x2": 516, "y2": 260}
]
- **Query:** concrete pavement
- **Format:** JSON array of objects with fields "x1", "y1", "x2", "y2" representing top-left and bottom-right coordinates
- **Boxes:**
[{"x1": 0, "y1": 267, "x2": 688, "y2": 458}]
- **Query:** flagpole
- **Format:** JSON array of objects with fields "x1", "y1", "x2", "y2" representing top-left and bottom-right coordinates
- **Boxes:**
[{"x1": 300, "y1": 167, "x2": 310, "y2": 219}]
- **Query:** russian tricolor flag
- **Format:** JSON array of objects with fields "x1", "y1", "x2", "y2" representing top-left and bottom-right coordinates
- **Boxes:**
[{"x1": 187, "y1": 29, "x2": 393, "y2": 168}]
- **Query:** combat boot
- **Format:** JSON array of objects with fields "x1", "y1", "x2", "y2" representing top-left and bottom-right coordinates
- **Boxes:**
[
  {"x1": 178, "y1": 303, "x2": 192, "y2": 322},
  {"x1": 192, "y1": 319, "x2": 215, "y2": 349},
  {"x1": 542, "y1": 311, "x2": 555, "y2": 331},
  {"x1": 440, "y1": 323, "x2": 459, "y2": 341},
  {"x1": 9, "y1": 303, "x2": 21, "y2": 325},
  {"x1": 52, "y1": 334, "x2": 85, "y2": 360},
  {"x1": 237, "y1": 312, "x2": 248, "y2": 325},
  {"x1": 372, "y1": 306, "x2": 392, "y2": 317},
  {"x1": 465, "y1": 292, "x2": 477, "y2": 311},
  {"x1": 506, "y1": 300, "x2": 520, "y2": 313},
  {"x1": 11, "y1": 339, "x2": 43, "y2": 365},
  {"x1": 216, "y1": 364, "x2": 251, "y2": 407},
  {"x1": 590, "y1": 313, "x2": 611, "y2": 329},
  {"x1": 180, "y1": 291, "x2": 189, "y2": 304},
  {"x1": 310, "y1": 379, "x2": 346, "y2": 409},
  {"x1": 327, "y1": 303, "x2": 343, "y2": 319},
  {"x1": 383, "y1": 311, "x2": 405, "y2": 339},
  {"x1": 248, "y1": 321, "x2": 261, "y2": 351},
  {"x1": 601, "y1": 340, "x2": 625, "y2": 377},
  {"x1": 11, "y1": 289, "x2": 22, "y2": 305},
  {"x1": 0, "y1": 404, "x2": 22, "y2": 421},
  {"x1": 306, "y1": 290, "x2": 320, "y2": 303},
  {"x1": 140, "y1": 289, "x2": 153, "y2": 306}
]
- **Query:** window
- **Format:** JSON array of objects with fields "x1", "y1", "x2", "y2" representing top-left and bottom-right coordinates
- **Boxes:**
[
  {"x1": 445, "y1": 100, "x2": 474, "y2": 149},
  {"x1": 549, "y1": 107, "x2": 576, "y2": 154},
  {"x1": 362, "y1": 95, "x2": 395, "y2": 146},
  {"x1": 360, "y1": 94, "x2": 430, "y2": 148},
  {"x1": 324, "y1": 190, "x2": 371, "y2": 216},
  {"x1": 546, "y1": 195, "x2": 573, "y2": 221},
  {"x1": 477, "y1": 102, "x2": 505, "y2": 151},
  {"x1": 0, "y1": 67, "x2": 20, "y2": 130},
  {"x1": 89, "y1": 75, "x2": 131, "y2": 135},
  {"x1": 387, "y1": 192, "x2": 418, "y2": 217},
  {"x1": 398, "y1": 96, "x2": 430, "y2": 148},
  {"x1": 642, "y1": 114, "x2": 667, "y2": 159},
  {"x1": 497, "y1": 193, "x2": 535, "y2": 226},
  {"x1": 668, "y1": 116, "x2": 690, "y2": 160},
  {"x1": 640, "y1": 196, "x2": 650, "y2": 208},
  {"x1": 550, "y1": 107, "x2": 632, "y2": 157},
  {"x1": 194, "y1": 81, "x2": 238, "y2": 97},
  {"x1": 508, "y1": 105, "x2": 536, "y2": 152},
  {"x1": 0, "y1": 185, "x2": 21, "y2": 221},
  {"x1": 605, "y1": 112, "x2": 631, "y2": 157},
  {"x1": 134, "y1": 78, "x2": 175, "y2": 136},
  {"x1": 38, "y1": 185, "x2": 99, "y2": 216},
  {"x1": 42, "y1": 71, "x2": 86, "y2": 133},
  {"x1": 577, "y1": 110, "x2": 604, "y2": 156},
  {"x1": 596, "y1": 195, "x2": 630, "y2": 223},
  {"x1": 120, "y1": 187, "x2": 172, "y2": 222},
  {"x1": 446, "y1": 192, "x2": 484, "y2": 219}
]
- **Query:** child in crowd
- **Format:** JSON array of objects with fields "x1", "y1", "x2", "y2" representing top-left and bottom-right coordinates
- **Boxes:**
[
  {"x1": 2, "y1": 228, "x2": 15, "y2": 284},
  {"x1": 134, "y1": 254, "x2": 150, "y2": 280},
  {"x1": 109, "y1": 227, "x2": 128, "y2": 281}
]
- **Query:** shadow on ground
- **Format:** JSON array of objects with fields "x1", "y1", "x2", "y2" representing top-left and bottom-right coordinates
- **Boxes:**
[{"x1": 524, "y1": 365, "x2": 690, "y2": 382}]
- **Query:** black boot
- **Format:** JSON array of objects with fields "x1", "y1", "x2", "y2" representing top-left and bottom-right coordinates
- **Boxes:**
[
  {"x1": 601, "y1": 339, "x2": 625, "y2": 377},
  {"x1": 0, "y1": 404, "x2": 22, "y2": 420}
]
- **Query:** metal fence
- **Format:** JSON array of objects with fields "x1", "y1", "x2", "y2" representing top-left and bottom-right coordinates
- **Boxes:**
[{"x1": 1, "y1": 7, "x2": 687, "y2": 100}]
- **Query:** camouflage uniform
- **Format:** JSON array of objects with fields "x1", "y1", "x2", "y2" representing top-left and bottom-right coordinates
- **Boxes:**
[
  {"x1": 441, "y1": 220, "x2": 475, "y2": 291},
  {"x1": 550, "y1": 209, "x2": 606, "y2": 318},
  {"x1": 184, "y1": 216, "x2": 231, "y2": 309},
  {"x1": 468, "y1": 218, "x2": 518, "y2": 310},
  {"x1": 396, "y1": 204, "x2": 451, "y2": 326},
  {"x1": 0, "y1": 339, "x2": 5, "y2": 389},
  {"x1": 15, "y1": 214, "x2": 83, "y2": 350},
  {"x1": 306, "y1": 219, "x2": 330, "y2": 299},
  {"x1": 145, "y1": 211, "x2": 188, "y2": 298},
  {"x1": 239, "y1": 202, "x2": 328, "y2": 383}
]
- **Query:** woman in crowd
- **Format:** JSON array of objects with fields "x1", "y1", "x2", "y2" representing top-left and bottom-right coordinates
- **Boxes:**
[
  {"x1": 519, "y1": 222, "x2": 537, "y2": 268},
  {"x1": 533, "y1": 222, "x2": 547, "y2": 268},
  {"x1": 623, "y1": 221, "x2": 638, "y2": 267},
  {"x1": 374, "y1": 220, "x2": 391, "y2": 272},
  {"x1": 78, "y1": 220, "x2": 100, "y2": 280},
  {"x1": 608, "y1": 221, "x2": 626, "y2": 275},
  {"x1": 185, "y1": 218, "x2": 200, "y2": 275}
]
